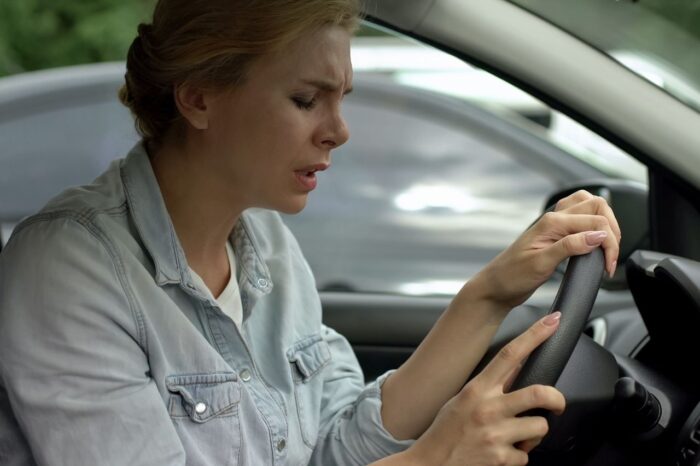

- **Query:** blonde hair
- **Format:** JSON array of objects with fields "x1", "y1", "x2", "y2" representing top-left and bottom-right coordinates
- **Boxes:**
[{"x1": 119, "y1": 0, "x2": 361, "y2": 148}]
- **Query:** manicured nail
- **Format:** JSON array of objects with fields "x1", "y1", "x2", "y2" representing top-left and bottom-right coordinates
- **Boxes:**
[
  {"x1": 610, "y1": 261, "x2": 618, "y2": 278},
  {"x1": 585, "y1": 231, "x2": 608, "y2": 246},
  {"x1": 543, "y1": 312, "x2": 561, "y2": 326}
]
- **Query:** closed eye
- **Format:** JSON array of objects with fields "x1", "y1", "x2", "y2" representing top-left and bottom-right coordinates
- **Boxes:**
[{"x1": 292, "y1": 96, "x2": 316, "y2": 110}]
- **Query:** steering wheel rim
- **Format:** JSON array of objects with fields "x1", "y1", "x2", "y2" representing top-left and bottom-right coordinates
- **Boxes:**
[{"x1": 510, "y1": 247, "x2": 606, "y2": 391}]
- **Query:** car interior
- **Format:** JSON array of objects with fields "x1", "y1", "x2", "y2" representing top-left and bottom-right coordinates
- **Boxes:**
[
  {"x1": 2, "y1": 0, "x2": 700, "y2": 465},
  {"x1": 321, "y1": 1, "x2": 700, "y2": 466}
]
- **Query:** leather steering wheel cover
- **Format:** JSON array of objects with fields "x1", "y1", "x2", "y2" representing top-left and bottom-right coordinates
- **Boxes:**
[{"x1": 510, "y1": 247, "x2": 605, "y2": 391}]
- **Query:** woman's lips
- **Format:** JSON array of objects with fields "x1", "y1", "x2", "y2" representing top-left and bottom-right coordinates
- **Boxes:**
[
  {"x1": 294, "y1": 164, "x2": 329, "y2": 192},
  {"x1": 295, "y1": 170, "x2": 318, "y2": 191}
]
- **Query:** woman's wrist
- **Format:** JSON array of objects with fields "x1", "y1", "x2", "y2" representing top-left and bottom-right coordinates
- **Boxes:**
[{"x1": 450, "y1": 271, "x2": 512, "y2": 323}]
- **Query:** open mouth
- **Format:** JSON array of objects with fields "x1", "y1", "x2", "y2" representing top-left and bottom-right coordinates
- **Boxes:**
[
  {"x1": 294, "y1": 170, "x2": 320, "y2": 191},
  {"x1": 295, "y1": 169, "x2": 318, "y2": 179},
  {"x1": 294, "y1": 163, "x2": 329, "y2": 191}
]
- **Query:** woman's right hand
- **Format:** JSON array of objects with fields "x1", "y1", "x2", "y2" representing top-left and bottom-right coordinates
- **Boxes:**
[{"x1": 403, "y1": 312, "x2": 566, "y2": 466}]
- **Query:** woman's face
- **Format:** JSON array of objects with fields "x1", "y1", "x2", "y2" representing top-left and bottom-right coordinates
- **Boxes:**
[{"x1": 198, "y1": 25, "x2": 353, "y2": 214}]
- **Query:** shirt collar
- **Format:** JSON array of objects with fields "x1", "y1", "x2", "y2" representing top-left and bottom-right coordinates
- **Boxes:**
[
  {"x1": 119, "y1": 142, "x2": 273, "y2": 297},
  {"x1": 121, "y1": 142, "x2": 185, "y2": 285}
]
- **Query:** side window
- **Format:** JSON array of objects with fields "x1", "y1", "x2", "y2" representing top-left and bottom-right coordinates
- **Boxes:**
[
  {"x1": 283, "y1": 26, "x2": 645, "y2": 298},
  {"x1": 0, "y1": 73, "x2": 138, "y2": 247},
  {"x1": 283, "y1": 80, "x2": 558, "y2": 296},
  {"x1": 0, "y1": 82, "x2": 138, "y2": 223}
]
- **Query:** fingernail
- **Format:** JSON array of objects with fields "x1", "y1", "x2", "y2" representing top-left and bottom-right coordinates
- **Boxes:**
[
  {"x1": 585, "y1": 231, "x2": 608, "y2": 246},
  {"x1": 543, "y1": 312, "x2": 561, "y2": 326},
  {"x1": 610, "y1": 261, "x2": 618, "y2": 278}
]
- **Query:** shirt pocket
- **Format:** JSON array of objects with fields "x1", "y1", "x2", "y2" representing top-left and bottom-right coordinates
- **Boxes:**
[
  {"x1": 166, "y1": 372, "x2": 241, "y2": 465},
  {"x1": 286, "y1": 334, "x2": 332, "y2": 449}
]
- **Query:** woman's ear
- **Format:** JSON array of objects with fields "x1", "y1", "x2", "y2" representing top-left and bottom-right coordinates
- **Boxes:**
[{"x1": 174, "y1": 82, "x2": 210, "y2": 130}]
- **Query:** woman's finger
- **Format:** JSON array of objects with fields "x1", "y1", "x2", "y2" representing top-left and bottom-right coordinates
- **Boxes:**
[
  {"x1": 476, "y1": 312, "x2": 561, "y2": 388},
  {"x1": 542, "y1": 230, "x2": 618, "y2": 277},
  {"x1": 537, "y1": 212, "x2": 613, "y2": 239},
  {"x1": 536, "y1": 211, "x2": 619, "y2": 273},
  {"x1": 499, "y1": 385, "x2": 566, "y2": 417},
  {"x1": 486, "y1": 447, "x2": 530, "y2": 466},
  {"x1": 516, "y1": 436, "x2": 543, "y2": 454},
  {"x1": 496, "y1": 415, "x2": 551, "y2": 446},
  {"x1": 556, "y1": 196, "x2": 622, "y2": 241},
  {"x1": 502, "y1": 361, "x2": 523, "y2": 392},
  {"x1": 566, "y1": 198, "x2": 622, "y2": 277},
  {"x1": 553, "y1": 189, "x2": 595, "y2": 211}
]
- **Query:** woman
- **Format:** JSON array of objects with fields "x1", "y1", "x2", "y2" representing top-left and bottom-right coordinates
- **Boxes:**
[{"x1": 0, "y1": 0, "x2": 620, "y2": 464}]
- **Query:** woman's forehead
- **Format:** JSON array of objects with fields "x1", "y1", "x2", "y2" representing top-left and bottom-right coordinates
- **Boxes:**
[{"x1": 253, "y1": 26, "x2": 353, "y2": 88}]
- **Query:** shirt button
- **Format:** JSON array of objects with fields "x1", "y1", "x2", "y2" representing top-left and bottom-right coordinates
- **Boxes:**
[
  {"x1": 240, "y1": 369, "x2": 252, "y2": 382},
  {"x1": 277, "y1": 438, "x2": 286, "y2": 452},
  {"x1": 194, "y1": 402, "x2": 207, "y2": 414},
  {"x1": 257, "y1": 278, "x2": 269, "y2": 288}
]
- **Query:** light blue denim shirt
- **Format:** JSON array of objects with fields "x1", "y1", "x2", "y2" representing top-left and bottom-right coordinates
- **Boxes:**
[{"x1": 0, "y1": 143, "x2": 413, "y2": 465}]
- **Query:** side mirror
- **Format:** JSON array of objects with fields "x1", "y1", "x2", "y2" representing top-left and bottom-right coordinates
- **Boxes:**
[{"x1": 544, "y1": 179, "x2": 649, "y2": 290}]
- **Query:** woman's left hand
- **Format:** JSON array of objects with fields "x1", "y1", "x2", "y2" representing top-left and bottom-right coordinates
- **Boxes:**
[{"x1": 469, "y1": 190, "x2": 622, "y2": 310}]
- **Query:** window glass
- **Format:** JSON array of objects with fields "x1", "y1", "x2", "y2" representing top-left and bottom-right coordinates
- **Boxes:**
[
  {"x1": 351, "y1": 29, "x2": 647, "y2": 183},
  {"x1": 282, "y1": 25, "x2": 645, "y2": 298},
  {"x1": 283, "y1": 81, "x2": 558, "y2": 296},
  {"x1": 0, "y1": 98, "x2": 137, "y2": 220},
  {"x1": 508, "y1": 0, "x2": 700, "y2": 114},
  {"x1": 0, "y1": 21, "x2": 646, "y2": 302}
]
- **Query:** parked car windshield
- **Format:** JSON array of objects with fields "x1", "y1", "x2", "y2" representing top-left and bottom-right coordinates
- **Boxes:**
[{"x1": 509, "y1": 0, "x2": 700, "y2": 114}]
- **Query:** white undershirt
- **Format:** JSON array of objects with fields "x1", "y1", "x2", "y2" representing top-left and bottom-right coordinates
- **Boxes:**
[{"x1": 188, "y1": 241, "x2": 243, "y2": 329}]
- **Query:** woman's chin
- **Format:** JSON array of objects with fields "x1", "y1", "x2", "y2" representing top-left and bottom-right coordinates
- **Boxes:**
[{"x1": 272, "y1": 195, "x2": 309, "y2": 215}]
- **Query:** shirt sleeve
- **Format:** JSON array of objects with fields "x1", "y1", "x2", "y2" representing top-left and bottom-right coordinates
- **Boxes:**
[
  {"x1": 309, "y1": 325, "x2": 415, "y2": 466},
  {"x1": 0, "y1": 217, "x2": 186, "y2": 466}
]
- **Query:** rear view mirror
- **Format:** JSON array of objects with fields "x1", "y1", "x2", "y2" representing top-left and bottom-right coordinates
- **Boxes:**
[{"x1": 543, "y1": 179, "x2": 649, "y2": 290}]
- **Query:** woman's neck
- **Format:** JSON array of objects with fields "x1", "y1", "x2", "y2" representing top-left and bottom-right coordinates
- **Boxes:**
[{"x1": 148, "y1": 138, "x2": 243, "y2": 293}]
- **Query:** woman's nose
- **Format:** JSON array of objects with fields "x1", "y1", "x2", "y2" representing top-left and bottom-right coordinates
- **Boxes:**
[{"x1": 319, "y1": 112, "x2": 349, "y2": 149}]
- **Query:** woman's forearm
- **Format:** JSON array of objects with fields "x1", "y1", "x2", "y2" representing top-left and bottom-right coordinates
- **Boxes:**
[{"x1": 378, "y1": 276, "x2": 510, "y2": 440}]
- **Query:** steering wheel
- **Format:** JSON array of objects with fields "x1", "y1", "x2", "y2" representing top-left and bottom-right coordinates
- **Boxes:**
[
  {"x1": 499, "y1": 247, "x2": 611, "y2": 463},
  {"x1": 510, "y1": 247, "x2": 606, "y2": 391}
]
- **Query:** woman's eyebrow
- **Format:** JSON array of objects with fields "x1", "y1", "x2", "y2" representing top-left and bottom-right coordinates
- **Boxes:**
[{"x1": 300, "y1": 79, "x2": 353, "y2": 95}]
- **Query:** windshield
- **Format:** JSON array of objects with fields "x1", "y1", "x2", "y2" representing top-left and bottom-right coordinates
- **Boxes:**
[{"x1": 508, "y1": 0, "x2": 700, "y2": 114}]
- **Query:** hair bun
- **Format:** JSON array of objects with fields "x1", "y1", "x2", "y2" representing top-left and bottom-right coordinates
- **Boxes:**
[
  {"x1": 120, "y1": 22, "x2": 175, "y2": 145},
  {"x1": 136, "y1": 23, "x2": 155, "y2": 47}
]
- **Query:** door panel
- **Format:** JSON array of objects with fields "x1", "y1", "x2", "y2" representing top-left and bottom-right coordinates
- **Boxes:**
[{"x1": 320, "y1": 291, "x2": 546, "y2": 381}]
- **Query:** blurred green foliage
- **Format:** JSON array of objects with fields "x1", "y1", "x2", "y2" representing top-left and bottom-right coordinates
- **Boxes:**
[
  {"x1": 644, "y1": 0, "x2": 700, "y2": 40},
  {"x1": 0, "y1": 0, "x2": 389, "y2": 77},
  {"x1": 0, "y1": 0, "x2": 153, "y2": 76},
  {"x1": 1, "y1": 0, "x2": 699, "y2": 78}
]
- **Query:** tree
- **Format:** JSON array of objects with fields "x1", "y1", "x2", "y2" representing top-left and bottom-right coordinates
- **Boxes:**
[
  {"x1": 643, "y1": 0, "x2": 700, "y2": 41},
  {"x1": 0, "y1": 0, "x2": 153, "y2": 76},
  {"x1": 3, "y1": 0, "x2": 700, "y2": 78}
]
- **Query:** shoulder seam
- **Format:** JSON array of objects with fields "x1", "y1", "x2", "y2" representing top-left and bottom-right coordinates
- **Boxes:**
[{"x1": 11, "y1": 207, "x2": 148, "y2": 350}]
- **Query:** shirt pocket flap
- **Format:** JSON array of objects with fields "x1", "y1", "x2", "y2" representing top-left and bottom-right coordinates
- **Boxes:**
[
  {"x1": 286, "y1": 334, "x2": 332, "y2": 382},
  {"x1": 166, "y1": 372, "x2": 241, "y2": 423}
]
